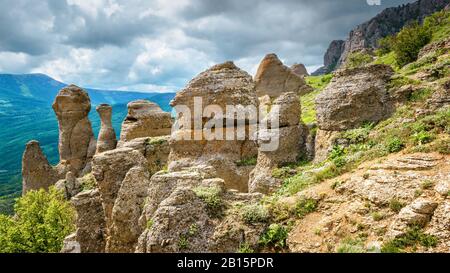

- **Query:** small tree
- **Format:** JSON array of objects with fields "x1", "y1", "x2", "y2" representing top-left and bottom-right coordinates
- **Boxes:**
[
  {"x1": 393, "y1": 21, "x2": 432, "y2": 67},
  {"x1": 0, "y1": 187, "x2": 75, "y2": 253}
]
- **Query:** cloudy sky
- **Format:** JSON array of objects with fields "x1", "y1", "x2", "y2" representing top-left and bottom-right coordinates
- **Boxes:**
[{"x1": 0, "y1": 0, "x2": 415, "y2": 92}]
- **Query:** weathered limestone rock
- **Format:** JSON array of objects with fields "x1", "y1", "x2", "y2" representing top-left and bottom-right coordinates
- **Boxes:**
[
  {"x1": 427, "y1": 200, "x2": 450, "y2": 250},
  {"x1": 255, "y1": 54, "x2": 310, "y2": 98},
  {"x1": 22, "y1": 140, "x2": 60, "y2": 194},
  {"x1": 119, "y1": 136, "x2": 170, "y2": 175},
  {"x1": 96, "y1": 104, "x2": 117, "y2": 154},
  {"x1": 316, "y1": 64, "x2": 394, "y2": 131},
  {"x1": 291, "y1": 63, "x2": 309, "y2": 77},
  {"x1": 119, "y1": 100, "x2": 172, "y2": 145},
  {"x1": 92, "y1": 148, "x2": 147, "y2": 230},
  {"x1": 137, "y1": 187, "x2": 214, "y2": 253},
  {"x1": 169, "y1": 62, "x2": 259, "y2": 192},
  {"x1": 71, "y1": 189, "x2": 106, "y2": 253},
  {"x1": 52, "y1": 85, "x2": 96, "y2": 175},
  {"x1": 249, "y1": 93, "x2": 307, "y2": 194},
  {"x1": 387, "y1": 198, "x2": 438, "y2": 239},
  {"x1": 171, "y1": 61, "x2": 258, "y2": 123},
  {"x1": 108, "y1": 166, "x2": 150, "y2": 253}
]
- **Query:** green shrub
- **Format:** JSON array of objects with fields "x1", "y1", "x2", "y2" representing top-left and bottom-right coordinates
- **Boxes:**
[
  {"x1": 259, "y1": 224, "x2": 288, "y2": 249},
  {"x1": 389, "y1": 198, "x2": 406, "y2": 213},
  {"x1": 146, "y1": 219, "x2": 154, "y2": 229},
  {"x1": 411, "y1": 131, "x2": 435, "y2": 145},
  {"x1": 241, "y1": 203, "x2": 269, "y2": 224},
  {"x1": 237, "y1": 243, "x2": 254, "y2": 253},
  {"x1": 193, "y1": 186, "x2": 224, "y2": 218},
  {"x1": 408, "y1": 88, "x2": 433, "y2": 102},
  {"x1": 392, "y1": 21, "x2": 432, "y2": 67},
  {"x1": 345, "y1": 51, "x2": 374, "y2": 69},
  {"x1": 421, "y1": 180, "x2": 434, "y2": 190},
  {"x1": 295, "y1": 198, "x2": 318, "y2": 218},
  {"x1": 372, "y1": 212, "x2": 386, "y2": 222},
  {"x1": 178, "y1": 235, "x2": 189, "y2": 250},
  {"x1": 381, "y1": 226, "x2": 438, "y2": 253},
  {"x1": 376, "y1": 35, "x2": 396, "y2": 56},
  {"x1": 336, "y1": 237, "x2": 366, "y2": 253},
  {"x1": 385, "y1": 137, "x2": 405, "y2": 153},
  {"x1": 80, "y1": 173, "x2": 96, "y2": 191},
  {"x1": 236, "y1": 157, "x2": 257, "y2": 167},
  {"x1": 0, "y1": 187, "x2": 75, "y2": 253}
]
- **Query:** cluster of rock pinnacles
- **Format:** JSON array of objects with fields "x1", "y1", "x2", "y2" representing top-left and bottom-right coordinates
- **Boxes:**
[{"x1": 21, "y1": 53, "x2": 395, "y2": 253}]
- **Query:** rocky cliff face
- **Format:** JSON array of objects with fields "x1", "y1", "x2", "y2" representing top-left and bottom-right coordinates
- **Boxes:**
[
  {"x1": 312, "y1": 40, "x2": 345, "y2": 76},
  {"x1": 313, "y1": 0, "x2": 449, "y2": 75}
]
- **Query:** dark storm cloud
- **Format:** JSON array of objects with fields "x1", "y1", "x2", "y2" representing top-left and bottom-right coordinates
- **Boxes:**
[{"x1": 0, "y1": 0, "x2": 416, "y2": 91}]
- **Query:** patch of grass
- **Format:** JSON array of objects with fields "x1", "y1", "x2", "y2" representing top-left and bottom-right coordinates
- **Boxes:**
[
  {"x1": 302, "y1": 74, "x2": 333, "y2": 124},
  {"x1": 389, "y1": 198, "x2": 406, "y2": 213},
  {"x1": 372, "y1": 212, "x2": 386, "y2": 222},
  {"x1": 408, "y1": 88, "x2": 433, "y2": 102},
  {"x1": 237, "y1": 243, "x2": 254, "y2": 253},
  {"x1": 241, "y1": 203, "x2": 269, "y2": 224},
  {"x1": 381, "y1": 226, "x2": 438, "y2": 253},
  {"x1": 259, "y1": 224, "x2": 288, "y2": 249},
  {"x1": 236, "y1": 157, "x2": 257, "y2": 167},
  {"x1": 145, "y1": 136, "x2": 167, "y2": 146},
  {"x1": 188, "y1": 223, "x2": 199, "y2": 236},
  {"x1": 295, "y1": 198, "x2": 318, "y2": 218},
  {"x1": 374, "y1": 51, "x2": 398, "y2": 70},
  {"x1": 336, "y1": 237, "x2": 366, "y2": 253},
  {"x1": 146, "y1": 219, "x2": 154, "y2": 229},
  {"x1": 344, "y1": 51, "x2": 374, "y2": 69},
  {"x1": 80, "y1": 173, "x2": 97, "y2": 191},
  {"x1": 193, "y1": 186, "x2": 224, "y2": 218},
  {"x1": 385, "y1": 137, "x2": 405, "y2": 153},
  {"x1": 411, "y1": 130, "x2": 435, "y2": 145},
  {"x1": 178, "y1": 235, "x2": 189, "y2": 250},
  {"x1": 421, "y1": 180, "x2": 434, "y2": 190}
]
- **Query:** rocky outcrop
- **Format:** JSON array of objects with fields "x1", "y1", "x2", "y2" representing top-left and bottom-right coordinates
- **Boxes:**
[
  {"x1": 52, "y1": 85, "x2": 96, "y2": 176},
  {"x1": 70, "y1": 189, "x2": 106, "y2": 253},
  {"x1": 96, "y1": 104, "x2": 117, "y2": 154},
  {"x1": 249, "y1": 92, "x2": 307, "y2": 194},
  {"x1": 169, "y1": 61, "x2": 259, "y2": 192},
  {"x1": 316, "y1": 64, "x2": 394, "y2": 131},
  {"x1": 108, "y1": 166, "x2": 150, "y2": 253},
  {"x1": 291, "y1": 63, "x2": 309, "y2": 77},
  {"x1": 118, "y1": 100, "x2": 172, "y2": 145},
  {"x1": 92, "y1": 148, "x2": 147, "y2": 230},
  {"x1": 312, "y1": 40, "x2": 345, "y2": 75},
  {"x1": 119, "y1": 136, "x2": 171, "y2": 175},
  {"x1": 254, "y1": 54, "x2": 311, "y2": 98},
  {"x1": 22, "y1": 140, "x2": 60, "y2": 194}
]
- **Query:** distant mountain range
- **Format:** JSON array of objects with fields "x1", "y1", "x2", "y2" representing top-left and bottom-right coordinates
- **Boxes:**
[{"x1": 0, "y1": 73, "x2": 175, "y2": 213}]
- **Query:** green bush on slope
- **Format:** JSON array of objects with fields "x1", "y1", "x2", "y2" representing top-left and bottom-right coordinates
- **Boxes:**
[{"x1": 0, "y1": 187, "x2": 75, "y2": 253}]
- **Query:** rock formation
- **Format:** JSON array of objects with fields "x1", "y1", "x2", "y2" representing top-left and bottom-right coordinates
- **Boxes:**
[
  {"x1": 22, "y1": 140, "x2": 59, "y2": 194},
  {"x1": 312, "y1": 40, "x2": 345, "y2": 76},
  {"x1": 69, "y1": 189, "x2": 106, "y2": 253},
  {"x1": 291, "y1": 63, "x2": 309, "y2": 77},
  {"x1": 254, "y1": 54, "x2": 311, "y2": 98},
  {"x1": 249, "y1": 92, "x2": 307, "y2": 194},
  {"x1": 96, "y1": 104, "x2": 117, "y2": 154},
  {"x1": 316, "y1": 64, "x2": 394, "y2": 131},
  {"x1": 313, "y1": 64, "x2": 394, "y2": 161},
  {"x1": 52, "y1": 84, "x2": 96, "y2": 176},
  {"x1": 108, "y1": 166, "x2": 150, "y2": 252},
  {"x1": 169, "y1": 61, "x2": 259, "y2": 192},
  {"x1": 313, "y1": 0, "x2": 448, "y2": 74},
  {"x1": 118, "y1": 100, "x2": 172, "y2": 145}
]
